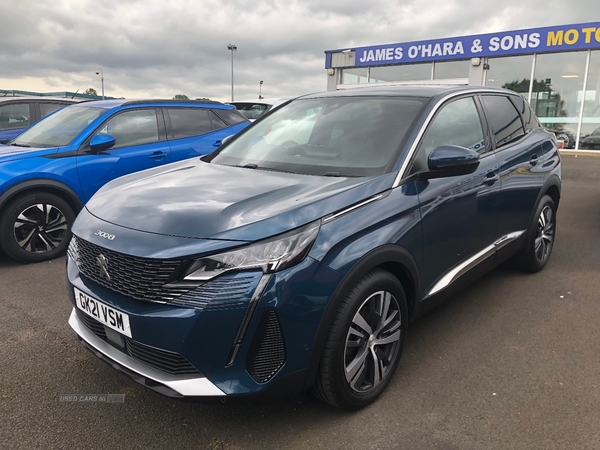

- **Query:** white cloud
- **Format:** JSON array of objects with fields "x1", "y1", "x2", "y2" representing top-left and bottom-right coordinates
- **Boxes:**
[{"x1": 0, "y1": 0, "x2": 597, "y2": 102}]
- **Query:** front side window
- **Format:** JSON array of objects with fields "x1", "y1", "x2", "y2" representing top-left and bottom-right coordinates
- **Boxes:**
[
  {"x1": 210, "y1": 96, "x2": 426, "y2": 177},
  {"x1": 424, "y1": 97, "x2": 486, "y2": 155},
  {"x1": 94, "y1": 109, "x2": 159, "y2": 148},
  {"x1": 167, "y1": 108, "x2": 212, "y2": 139},
  {"x1": 12, "y1": 106, "x2": 104, "y2": 148},
  {"x1": 0, "y1": 103, "x2": 30, "y2": 130},
  {"x1": 481, "y1": 95, "x2": 525, "y2": 148},
  {"x1": 213, "y1": 108, "x2": 248, "y2": 126}
]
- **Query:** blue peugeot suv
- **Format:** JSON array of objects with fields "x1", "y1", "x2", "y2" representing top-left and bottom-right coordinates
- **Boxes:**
[
  {"x1": 0, "y1": 99, "x2": 249, "y2": 263},
  {"x1": 67, "y1": 85, "x2": 561, "y2": 409}
]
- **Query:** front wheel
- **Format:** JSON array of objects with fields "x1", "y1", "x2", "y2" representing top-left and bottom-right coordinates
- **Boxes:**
[
  {"x1": 0, "y1": 192, "x2": 75, "y2": 263},
  {"x1": 312, "y1": 268, "x2": 408, "y2": 410},
  {"x1": 512, "y1": 195, "x2": 556, "y2": 272}
]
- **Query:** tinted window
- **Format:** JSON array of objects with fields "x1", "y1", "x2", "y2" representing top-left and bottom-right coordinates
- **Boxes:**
[
  {"x1": 209, "y1": 111, "x2": 227, "y2": 130},
  {"x1": 94, "y1": 109, "x2": 159, "y2": 148},
  {"x1": 419, "y1": 97, "x2": 485, "y2": 161},
  {"x1": 231, "y1": 102, "x2": 269, "y2": 120},
  {"x1": 214, "y1": 108, "x2": 248, "y2": 125},
  {"x1": 211, "y1": 96, "x2": 425, "y2": 177},
  {"x1": 481, "y1": 95, "x2": 525, "y2": 148},
  {"x1": 39, "y1": 103, "x2": 68, "y2": 118},
  {"x1": 167, "y1": 108, "x2": 212, "y2": 139},
  {"x1": 0, "y1": 103, "x2": 30, "y2": 130},
  {"x1": 509, "y1": 95, "x2": 539, "y2": 132}
]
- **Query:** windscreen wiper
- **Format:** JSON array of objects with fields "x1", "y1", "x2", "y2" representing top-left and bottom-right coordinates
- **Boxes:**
[{"x1": 10, "y1": 142, "x2": 31, "y2": 147}]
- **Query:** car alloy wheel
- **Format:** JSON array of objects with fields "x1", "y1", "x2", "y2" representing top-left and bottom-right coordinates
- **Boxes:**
[
  {"x1": 344, "y1": 290, "x2": 402, "y2": 393},
  {"x1": 535, "y1": 205, "x2": 554, "y2": 263},
  {"x1": 13, "y1": 203, "x2": 68, "y2": 253},
  {"x1": 0, "y1": 192, "x2": 75, "y2": 263}
]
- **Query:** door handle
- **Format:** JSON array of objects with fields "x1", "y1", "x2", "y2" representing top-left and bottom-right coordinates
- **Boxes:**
[
  {"x1": 483, "y1": 172, "x2": 499, "y2": 186},
  {"x1": 530, "y1": 154, "x2": 539, "y2": 166},
  {"x1": 149, "y1": 151, "x2": 168, "y2": 161}
]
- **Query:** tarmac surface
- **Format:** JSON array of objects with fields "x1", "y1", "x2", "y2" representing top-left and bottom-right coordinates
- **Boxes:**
[{"x1": 1, "y1": 155, "x2": 599, "y2": 449}]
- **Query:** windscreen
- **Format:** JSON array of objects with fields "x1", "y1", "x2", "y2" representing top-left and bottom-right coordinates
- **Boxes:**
[
  {"x1": 12, "y1": 106, "x2": 105, "y2": 148},
  {"x1": 211, "y1": 96, "x2": 425, "y2": 177}
]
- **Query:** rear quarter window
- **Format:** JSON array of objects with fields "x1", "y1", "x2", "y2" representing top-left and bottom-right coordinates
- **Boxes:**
[{"x1": 213, "y1": 108, "x2": 248, "y2": 126}]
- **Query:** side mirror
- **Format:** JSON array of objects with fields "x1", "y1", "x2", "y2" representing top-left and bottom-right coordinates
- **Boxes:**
[
  {"x1": 422, "y1": 145, "x2": 480, "y2": 179},
  {"x1": 89, "y1": 134, "x2": 116, "y2": 152},
  {"x1": 221, "y1": 135, "x2": 234, "y2": 146}
]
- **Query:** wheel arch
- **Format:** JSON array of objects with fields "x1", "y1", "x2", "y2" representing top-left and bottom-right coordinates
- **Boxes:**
[
  {"x1": 0, "y1": 179, "x2": 83, "y2": 215},
  {"x1": 304, "y1": 244, "x2": 420, "y2": 390}
]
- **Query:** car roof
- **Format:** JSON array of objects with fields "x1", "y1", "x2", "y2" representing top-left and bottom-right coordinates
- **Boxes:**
[
  {"x1": 297, "y1": 84, "x2": 516, "y2": 100},
  {"x1": 80, "y1": 99, "x2": 233, "y2": 110},
  {"x1": 0, "y1": 96, "x2": 83, "y2": 104}
]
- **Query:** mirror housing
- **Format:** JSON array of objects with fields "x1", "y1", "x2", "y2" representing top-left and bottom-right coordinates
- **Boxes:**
[
  {"x1": 221, "y1": 134, "x2": 234, "y2": 146},
  {"x1": 421, "y1": 145, "x2": 480, "y2": 179},
  {"x1": 89, "y1": 134, "x2": 116, "y2": 152}
]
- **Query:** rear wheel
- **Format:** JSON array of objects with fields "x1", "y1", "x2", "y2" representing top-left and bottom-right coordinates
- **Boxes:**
[
  {"x1": 313, "y1": 268, "x2": 408, "y2": 410},
  {"x1": 0, "y1": 192, "x2": 75, "y2": 263},
  {"x1": 512, "y1": 195, "x2": 556, "y2": 272}
]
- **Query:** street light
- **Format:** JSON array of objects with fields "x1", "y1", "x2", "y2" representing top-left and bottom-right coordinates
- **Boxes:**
[
  {"x1": 227, "y1": 44, "x2": 237, "y2": 102},
  {"x1": 95, "y1": 68, "x2": 104, "y2": 100},
  {"x1": 259, "y1": 80, "x2": 263, "y2": 100}
]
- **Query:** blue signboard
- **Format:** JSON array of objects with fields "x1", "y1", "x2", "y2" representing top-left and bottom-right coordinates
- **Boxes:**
[{"x1": 325, "y1": 22, "x2": 600, "y2": 68}]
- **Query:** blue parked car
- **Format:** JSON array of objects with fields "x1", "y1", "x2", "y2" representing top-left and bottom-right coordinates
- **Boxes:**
[
  {"x1": 67, "y1": 85, "x2": 561, "y2": 409},
  {"x1": 0, "y1": 97, "x2": 82, "y2": 144},
  {"x1": 0, "y1": 99, "x2": 249, "y2": 263}
]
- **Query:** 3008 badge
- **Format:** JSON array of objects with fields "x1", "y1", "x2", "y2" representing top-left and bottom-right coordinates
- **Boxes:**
[{"x1": 95, "y1": 230, "x2": 115, "y2": 240}]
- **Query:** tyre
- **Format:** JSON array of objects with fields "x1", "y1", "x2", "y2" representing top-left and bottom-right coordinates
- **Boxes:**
[
  {"x1": 512, "y1": 195, "x2": 556, "y2": 273},
  {"x1": 313, "y1": 268, "x2": 408, "y2": 410},
  {"x1": 0, "y1": 192, "x2": 75, "y2": 263}
]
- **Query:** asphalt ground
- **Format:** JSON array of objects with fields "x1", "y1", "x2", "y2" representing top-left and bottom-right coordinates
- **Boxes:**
[{"x1": 1, "y1": 155, "x2": 599, "y2": 450}]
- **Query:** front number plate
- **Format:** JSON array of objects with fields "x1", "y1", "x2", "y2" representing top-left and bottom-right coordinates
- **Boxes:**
[{"x1": 74, "y1": 287, "x2": 132, "y2": 338}]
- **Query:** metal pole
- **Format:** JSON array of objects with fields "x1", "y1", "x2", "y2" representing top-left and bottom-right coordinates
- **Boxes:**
[
  {"x1": 227, "y1": 44, "x2": 237, "y2": 102},
  {"x1": 527, "y1": 54, "x2": 536, "y2": 104},
  {"x1": 96, "y1": 68, "x2": 104, "y2": 100}
]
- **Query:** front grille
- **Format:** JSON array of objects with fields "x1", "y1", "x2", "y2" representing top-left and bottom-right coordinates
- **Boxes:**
[
  {"x1": 246, "y1": 309, "x2": 286, "y2": 383},
  {"x1": 76, "y1": 310, "x2": 200, "y2": 376},
  {"x1": 171, "y1": 273, "x2": 262, "y2": 310},
  {"x1": 72, "y1": 236, "x2": 186, "y2": 302}
]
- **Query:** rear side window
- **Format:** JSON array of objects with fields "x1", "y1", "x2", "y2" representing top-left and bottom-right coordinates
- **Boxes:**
[
  {"x1": 0, "y1": 103, "x2": 30, "y2": 130},
  {"x1": 213, "y1": 108, "x2": 248, "y2": 126},
  {"x1": 39, "y1": 103, "x2": 68, "y2": 118},
  {"x1": 167, "y1": 108, "x2": 212, "y2": 138},
  {"x1": 509, "y1": 95, "x2": 539, "y2": 132},
  {"x1": 481, "y1": 95, "x2": 525, "y2": 148}
]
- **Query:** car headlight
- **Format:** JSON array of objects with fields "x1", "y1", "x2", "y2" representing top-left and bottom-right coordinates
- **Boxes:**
[{"x1": 182, "y1": 221, "x2": 321, "y2": 281}]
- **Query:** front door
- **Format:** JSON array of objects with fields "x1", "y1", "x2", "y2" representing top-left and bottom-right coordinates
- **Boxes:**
[
  {"x1": 76, "y1": 108, "x2": 171, "y2": 203},
  {"x1": 409, "y1": 96, "x2": 502, "y2": 297}
]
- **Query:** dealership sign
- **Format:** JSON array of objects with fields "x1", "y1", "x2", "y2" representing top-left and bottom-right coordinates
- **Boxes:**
[{"x1": 325, "y1": 22, "x2": 600, "y2": 67}]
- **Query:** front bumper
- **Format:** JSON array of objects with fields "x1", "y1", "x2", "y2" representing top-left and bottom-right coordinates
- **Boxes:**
[
  {"x1": 67, "y1": 251, "x2": 343, "y2": 398},
  {"x1": 69, "y1": 309, "x2": 225, "y2": 397}
]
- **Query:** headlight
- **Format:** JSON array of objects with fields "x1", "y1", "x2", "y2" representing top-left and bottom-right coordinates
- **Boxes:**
[{"x1": 183, "y1": 221, "x2": 320, "y2": 281}]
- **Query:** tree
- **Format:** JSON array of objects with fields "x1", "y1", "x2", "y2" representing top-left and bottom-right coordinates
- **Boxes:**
[
  {"x1": 84, "y1": 87, "x2": 97, "y2": 96},
  {"x1": 173, "y1": 94, "x2": 189, "y2": 100}
]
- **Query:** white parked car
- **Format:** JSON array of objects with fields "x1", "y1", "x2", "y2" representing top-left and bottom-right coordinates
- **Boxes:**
[{"x1": 229, "y1": 98, "x2": 287, "y2": 121}]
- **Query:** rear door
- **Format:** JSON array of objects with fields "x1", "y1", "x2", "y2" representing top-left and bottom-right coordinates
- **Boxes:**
[
  {"x1": 76, "y1": 107, "x2": 171, "y2": 202},
  {"x1": 480, "y1": 94, "x2": 548, "y2": 237},
  {"x1": 165, "y1": 107, "x2": 247, "y2": 161},
  {"x1": 409, "y1": 95, "x2": 502, "y2": 297},
  {"x1": 0, "y1": 102, "x2": 32, "y2": 142}
]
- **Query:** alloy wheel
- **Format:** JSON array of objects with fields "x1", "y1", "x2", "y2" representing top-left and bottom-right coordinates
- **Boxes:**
[
  {"x1": 535, "y1": 205, "x2": 554, "y2": 263},
  {"x1": 13, "y1": 203, "x2": 68, "y2": 253},
  {"x1": 344, "y1": 290, "x2": 402, "y2": 393}
]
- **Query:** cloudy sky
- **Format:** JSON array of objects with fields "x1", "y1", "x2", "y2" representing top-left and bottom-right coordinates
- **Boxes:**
[{"x1": 0, "y1": 0, "x2": 596, "y2": 102}]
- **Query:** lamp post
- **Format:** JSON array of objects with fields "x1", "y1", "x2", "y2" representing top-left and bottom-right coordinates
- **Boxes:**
[
  {"x1": 95, "y1": 68, "x2": 104, "y2": 100},
  {"x1": 259, "y1": 80, "x2": 263, "y2": 99},
  {"x1": 227, "y1": 44, "x2": 237, "y2": 102}
]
